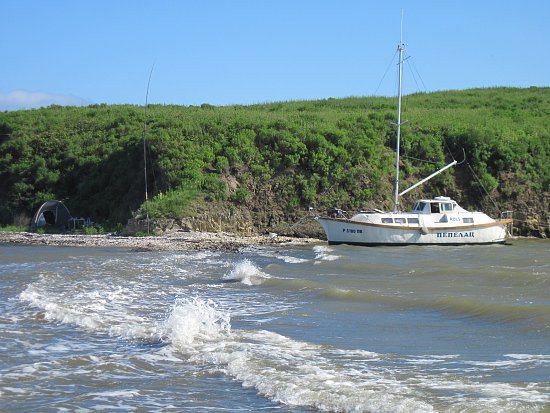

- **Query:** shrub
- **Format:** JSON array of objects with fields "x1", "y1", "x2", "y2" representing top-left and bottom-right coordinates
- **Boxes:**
[{"x1": 231, "y1": 187, "x2": 250, "y2": 204}]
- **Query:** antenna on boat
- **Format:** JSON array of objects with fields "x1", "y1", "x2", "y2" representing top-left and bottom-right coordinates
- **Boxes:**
[
  {"x1": 143, "y1": 64, "x2": 154, "y2": 235},
  {"x1": 393, "y1": 12, "x2": 405, "y2": 212}
]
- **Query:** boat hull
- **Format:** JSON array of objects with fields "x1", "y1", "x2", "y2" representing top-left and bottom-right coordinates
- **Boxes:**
[{"x1": 316, "y1": 217, "x2": 511, "y2": 246}]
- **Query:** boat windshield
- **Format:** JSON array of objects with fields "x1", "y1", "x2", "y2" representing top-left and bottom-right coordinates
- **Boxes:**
[{"x1": 413, "y1": 202, "x2": 427, "y2": 212}]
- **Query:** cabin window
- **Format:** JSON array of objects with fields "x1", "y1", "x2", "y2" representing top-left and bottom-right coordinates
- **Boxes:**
[
  {"x1": 394, "y1": 218, "x2": 406, "y2": 224},
  {"x1": 407, "y1": 218, "x2": 419, "y2": 224},
  {"x1": 441, "y1": 203, "x2": 454, "y2": 212},
  {"x1": 463, "y1": 217, "x2": 474, "y2": 224},
  {"x1": 414, "y1": 202, "x2": 427, "y2": 212},
  {"x1": 430, "y1": 203, "x2": 440, "y2": 213},
  {"x1": 381, "y1": 218, "x2": 394, "y2": 223}
]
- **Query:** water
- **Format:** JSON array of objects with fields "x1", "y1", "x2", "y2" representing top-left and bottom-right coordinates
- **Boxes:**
[{"x1": 1, "y1": 239, "x2": 549, "y2": 412}]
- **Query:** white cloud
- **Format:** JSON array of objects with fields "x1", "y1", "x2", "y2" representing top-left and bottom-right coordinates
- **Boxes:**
[{"x1": 0, "y1": 90, "x2": 90, "y2": 111}]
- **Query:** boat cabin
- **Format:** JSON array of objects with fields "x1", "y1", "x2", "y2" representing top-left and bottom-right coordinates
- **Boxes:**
[{"x1": 411, "y1": 196, "x2": 466, "y2": 214}]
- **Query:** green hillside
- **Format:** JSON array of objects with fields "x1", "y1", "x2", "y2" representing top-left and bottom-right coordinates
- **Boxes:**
[{"x1": 1, "y1": 87, "x2": 548, "y2": 236}]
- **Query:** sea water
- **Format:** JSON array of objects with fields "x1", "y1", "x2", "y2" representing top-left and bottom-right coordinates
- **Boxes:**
[{"x1": 1, "y1": 239, "x2": 549, "y2": 412}]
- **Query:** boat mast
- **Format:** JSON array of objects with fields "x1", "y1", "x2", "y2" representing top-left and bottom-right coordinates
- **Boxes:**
[
  {"x1": 391, "y1": 20, "x2": 459, "y2": 201},
  {"x1": 393, "y1": 33, "x2": 405, "y2": 212}
]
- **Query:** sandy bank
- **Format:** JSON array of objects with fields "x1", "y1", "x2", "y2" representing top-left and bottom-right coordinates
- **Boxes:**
[{"x1": 0, "y1": 231, "x2": 323, "y2": 252}]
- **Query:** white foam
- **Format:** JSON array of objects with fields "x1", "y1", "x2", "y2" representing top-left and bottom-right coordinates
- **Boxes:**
[
  {"x1": 45, "y1": 344, "x2": 71, "y2": 352},
  {"x1": 21, "y1": 365, "x2": 38, "y2": 374},
  {"x1": 161, "y1": 301, "x2": 549, "y2": 413},
  {"x1": 505, "y1": 353, "x2": 550, "y2": 362},
  {"x1": 108, "y1": 322, "x2": 159, "y2": 341},
  {"x1": 162, "y1": 297, "x2": 231, "y2": 349},
  {"x1": 222, "y1": 259, "x2": 270, "y2": 285},
  {"x1": 90, "y1": 389, "x2": 140, "y2": 398},
  {"x1": 331, "y1": 348, "x2": 381, "y2": 360},
  {"x1": 313, "y1": 245, "x2": 341, "y2": 261},
  {"x1": 3, "y1": 387, "x2": 27, "y2": 394},
  {"x1": 20, "y1": 285, "x2": 103, "y2": 331},
  {"x1": 163, "y1": 312, "x2": 435, "y2": 412},
  {"x1": 19, "y1": 276, "x2": 160, "y2": 342},
  {"x1": 277, "y1": 255, "x2": 309, "y2": 264},
  {"x1": 250, "y1": 248, "x2": 309, "y2": 264},
  {"x1": 424, "y1": 378, "x2": 550, "y2": 404},
  {"x1": 313, "y1": 245, "x2": 333, "y2": 255},
  {"x1": 465, "y1": 353, "x2": 550, "y2": 369},
  {"x1": 189, "y1": 328, "x2": 436, "y2": 413}
]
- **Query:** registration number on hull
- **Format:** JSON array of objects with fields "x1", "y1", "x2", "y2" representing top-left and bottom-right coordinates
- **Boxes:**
[{"x1": 342, "y1": 228, "x2": 363, "y2": 234}]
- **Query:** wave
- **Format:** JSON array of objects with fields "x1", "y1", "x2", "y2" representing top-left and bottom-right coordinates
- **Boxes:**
[
  {"x1": 254, "y1": 249, "x2": 310, "y2": 264},
  {"x1": 432, "y1": 297, "x2": 550, "y2": 326},
  {"x1": 269, "y1": 254, "x2": 309, "y2": 264},
  {"x1": 18, "y1": 277, "x2": 549, "y2": 412},
  {"x1": 163, "y1": 302, "x2": 435, "y2": 412},
  {"x1": 20, "y1": 282, "x2": 104, "y2": 331},
  {"x1": 19, "y1": 276, "x2": 161, "y2": 342},
  {"x1": 19, "y1": 281, "x2": 230, "y2": 347},
  {"x1": 162, "y1": 297, "x2": 231, "y2": 347},
  {"x1": 162, "y1": 300, "x2": 548, "y2": 412},
  {"x1": 313, "y1": 245, "x2": 342, "y2": 262},
  {"x1": 221, "y1": 259, "x2": 271, "y2": 285},
  {"x1": 321, "y1": 290, "x2": 550, "y2": 327},
  {"x1": 278, "y1": 256, "x2": 309, "y2": 264},
  {"x1": 20, "y1": 266, "x2": 548, "y2": 336},
  {"x1": 249, "y1": 271, "x2": 550, "y2": 328}
]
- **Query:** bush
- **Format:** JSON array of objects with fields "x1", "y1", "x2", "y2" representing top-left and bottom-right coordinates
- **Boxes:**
[
  {"x1": 0, "y1": 225, "x2": 30, "y2": 232},
  {"x1": 145, "y1": 186, "x2": 199, "y2": 220},
  {"x1": 231, "y1": 187, "x2": 250, "y2": 204},
  {"x1": 84, "y1": 225, "x2": 104, "y2": 235},
  {"x1": 200, "y1": 174, "x2": 227, "y2": 201}
]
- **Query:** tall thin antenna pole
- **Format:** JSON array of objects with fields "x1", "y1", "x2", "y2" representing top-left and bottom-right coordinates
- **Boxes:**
[
  {"x1": 393, "y1": 14, "x2": 405, "y2": 212},
  {"x1": 400, "y1": 9, "x2": 404, "y2": 44},
  {"x1": 143, "y1": 64, "x2": 154, "y2": 234}
]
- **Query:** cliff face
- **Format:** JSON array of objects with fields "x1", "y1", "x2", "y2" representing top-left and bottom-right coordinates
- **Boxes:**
[
  {"x1": 129, "y1": 192, "x2": 549, "y2": 239},
  {"x1": 507, "y1": 195, "x2": 550, "y2": 238}
]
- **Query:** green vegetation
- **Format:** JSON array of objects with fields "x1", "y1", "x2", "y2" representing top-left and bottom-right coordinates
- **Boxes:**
[
  {"x1": 1, "y1": 87, "x2": 548, "y2": 233},
  {"x1": 0, "y1": 225, "x2": 30, "y2": 233}
]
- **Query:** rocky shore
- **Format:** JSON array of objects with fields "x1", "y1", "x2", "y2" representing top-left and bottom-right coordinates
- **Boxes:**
[{"x1": 0, "y1": 230, "x2": 323, "y2": 252}]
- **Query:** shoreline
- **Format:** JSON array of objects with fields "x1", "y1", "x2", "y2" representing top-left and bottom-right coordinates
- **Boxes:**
[
  {"x1": 0, "y1": 231, "x2": 324, "y2": 252},
  {"x1": 1, "y1": 231, "x2": 538, "y2": 252}
]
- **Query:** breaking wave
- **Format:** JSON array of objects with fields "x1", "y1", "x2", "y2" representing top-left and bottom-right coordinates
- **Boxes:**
[
  {"x1": 162, "y1": 297, "x2": 231, "y2": 348},
  {"x1": 313, "y1": 245, "x2": 341, "y2": 262},
  {"x1": 161, "y1": 299, "x2": 548, "y2": 412},
  {"x1": 19, "y1": 275, "x2": 161, "y2": 341},
  {"x1": 221, "y1": 259, "x2": 271, "y2": 285}
]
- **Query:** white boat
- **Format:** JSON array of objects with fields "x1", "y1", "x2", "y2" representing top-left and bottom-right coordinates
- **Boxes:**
[{"x1": 315, "y1": 36, "x2": 512, "y2": 246}]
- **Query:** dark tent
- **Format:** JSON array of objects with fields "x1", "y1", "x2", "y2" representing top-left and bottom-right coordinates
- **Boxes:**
[{"x1": 31, "y1": 200, "x2": 72, "y2": 230}]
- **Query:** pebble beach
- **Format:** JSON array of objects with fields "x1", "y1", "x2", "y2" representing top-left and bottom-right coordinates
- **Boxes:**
[{"x1": 0, "y1": 230, "x2": 322, "y2": 252}]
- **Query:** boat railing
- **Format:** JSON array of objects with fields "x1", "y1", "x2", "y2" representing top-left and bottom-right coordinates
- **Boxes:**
[
  {"x1": 327, "y1": 208, "x2": 348, "y2": 219},
  {"x1": 359, "y1": 209, "x2": 385, "y2": 214}
]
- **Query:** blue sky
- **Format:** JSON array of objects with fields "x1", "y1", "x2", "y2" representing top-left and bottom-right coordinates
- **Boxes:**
[{"x1": 1, "y1": 0, "x2": 548, "y2": 111}]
